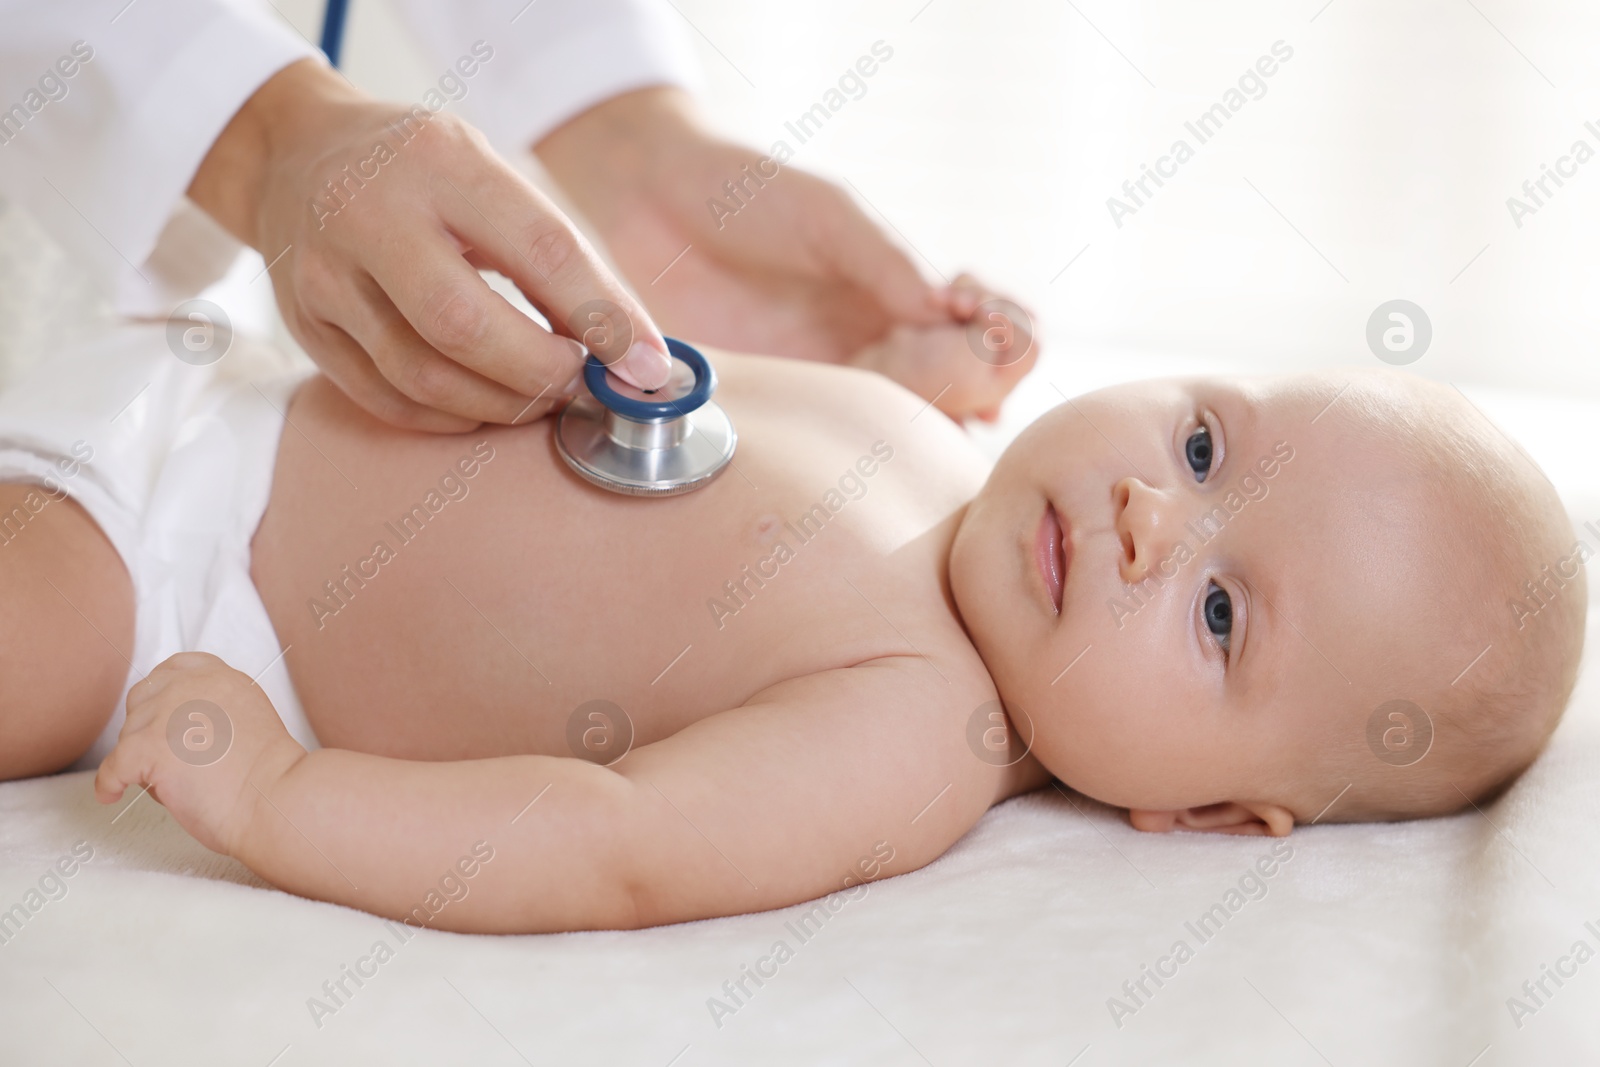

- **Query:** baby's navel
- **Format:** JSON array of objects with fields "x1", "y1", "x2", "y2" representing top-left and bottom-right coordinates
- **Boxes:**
[{"x1": 753, "y1": 513, "x2": 783, "y2": 544}]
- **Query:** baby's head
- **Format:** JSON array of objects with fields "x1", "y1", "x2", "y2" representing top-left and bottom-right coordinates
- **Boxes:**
[{"x1": 950, "y1": 369, "x2": 1585, "y2": 834}]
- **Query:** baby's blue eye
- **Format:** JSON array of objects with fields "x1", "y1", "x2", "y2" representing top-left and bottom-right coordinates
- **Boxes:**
[
  {"x1": 1185, "y1": 426, "x2": 1213, "y2": 482},
  {"x1": 1203, "y1": 583, "x2": 1232, "y2": 652}
]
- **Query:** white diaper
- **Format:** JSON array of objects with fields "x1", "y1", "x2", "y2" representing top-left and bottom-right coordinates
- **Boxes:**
[{"x1": 0, "y1": 323, "x2": 320, "y2": 768}]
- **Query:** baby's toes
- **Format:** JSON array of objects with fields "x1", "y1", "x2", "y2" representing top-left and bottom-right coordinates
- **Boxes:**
[{"x1": 946, "y1": 274, "x2": 985, "y2": 318}]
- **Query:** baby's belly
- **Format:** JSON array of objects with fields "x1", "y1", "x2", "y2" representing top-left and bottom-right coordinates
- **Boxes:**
[{"x1": 249, "y1": 363, "x2": 983, "y2": 761}]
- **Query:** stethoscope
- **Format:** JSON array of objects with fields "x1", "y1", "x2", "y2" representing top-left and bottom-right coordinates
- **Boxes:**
[
  {"x1": 317, "y1": 4, "x2": 735, "y2": 497},
  {"x1": 554, "y1": 338, "x2": 737, "y2": 497}
]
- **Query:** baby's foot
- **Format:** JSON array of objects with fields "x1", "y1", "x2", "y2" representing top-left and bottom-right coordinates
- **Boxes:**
[{"x1": 852, "y1": 274, "x2": 1038, "y2": 422}]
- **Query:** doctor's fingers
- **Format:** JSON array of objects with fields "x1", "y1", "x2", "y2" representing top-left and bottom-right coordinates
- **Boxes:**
[
  {"x1": 328, "y1": 269, "x2": 567, "y2": 425},
  {"x1": 358, "y1": 216, "x2": 601, "y2": 401},
  {"x1": 290, "y1": 313, "x2": 478, "y2": 433},
  {"x1": 425, "y1": 162, "x2": 672, "y2": 390}
]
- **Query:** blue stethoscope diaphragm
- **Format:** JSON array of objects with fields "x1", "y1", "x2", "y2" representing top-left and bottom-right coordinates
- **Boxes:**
[{"x1": 554, "y1": 338, "x2": 737, "y2": 497}]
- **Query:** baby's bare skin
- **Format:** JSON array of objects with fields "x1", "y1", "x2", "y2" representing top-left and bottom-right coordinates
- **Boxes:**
[
  {"x1": 254, "y1": 352, "x2": 992, "y2": 765},
  {"x1": 108, "y1": 350, "x2": 1045, "y2": 932}
]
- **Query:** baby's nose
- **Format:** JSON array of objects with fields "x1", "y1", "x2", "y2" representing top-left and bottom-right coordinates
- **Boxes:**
[{"x1": 1113, "y1": 476, "x2": 1182, "y2": 583}]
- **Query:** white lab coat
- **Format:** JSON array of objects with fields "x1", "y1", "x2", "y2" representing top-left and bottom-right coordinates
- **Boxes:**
[{"x1": 0, "y1": 0, "x2": 699, "y2": 316}]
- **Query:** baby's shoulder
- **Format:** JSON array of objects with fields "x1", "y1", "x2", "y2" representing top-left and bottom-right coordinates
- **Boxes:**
[{"x1": 758, "y1": 643, "x2": 1016, "y2": 789}]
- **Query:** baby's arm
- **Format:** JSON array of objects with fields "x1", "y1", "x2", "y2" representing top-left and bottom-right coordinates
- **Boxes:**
[{"x1": 96, "y1": 652, "x2": 997, "y2": 933}]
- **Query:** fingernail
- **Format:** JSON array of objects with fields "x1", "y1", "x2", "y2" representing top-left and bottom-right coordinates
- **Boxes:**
[
  {"x1": 619, "y1": 341, "x2": 671, "y2": 390},
  {"x1": 561, "y1": 374, "x2": 584, "y2": 396}
]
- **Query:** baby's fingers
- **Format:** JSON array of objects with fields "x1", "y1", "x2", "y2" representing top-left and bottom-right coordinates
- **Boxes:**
[{"x1": 94, "y1": 729, "x2": 157, "y2": 806}]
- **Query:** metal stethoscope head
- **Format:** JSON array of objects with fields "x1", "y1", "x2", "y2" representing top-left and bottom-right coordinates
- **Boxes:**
[{"x1": 554, "y1": 338, "x2": 737, "y2": 497}]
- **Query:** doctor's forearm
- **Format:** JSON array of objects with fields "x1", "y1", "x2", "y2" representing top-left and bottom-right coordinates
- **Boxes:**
[
  {"x1": 187, "y1": 58, "x2": 364, "y2": 250},
  {"x1": 535, "y1": 86, "x2": 706, "y2": 229}
]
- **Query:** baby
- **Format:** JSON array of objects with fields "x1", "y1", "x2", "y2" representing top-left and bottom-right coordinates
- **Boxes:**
[{"x1": 4, "y1": 340, "x2": 1583, "y2": 934}]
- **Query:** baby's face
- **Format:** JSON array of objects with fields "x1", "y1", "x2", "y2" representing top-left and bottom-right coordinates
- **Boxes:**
[{"x1": 950, "y1": 375, "x2": 1464, "y2": 824}]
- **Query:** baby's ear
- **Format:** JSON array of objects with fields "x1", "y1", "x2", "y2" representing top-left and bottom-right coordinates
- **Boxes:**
[{"x1": 1129, "y1": 801, "x2": 1295, "y2": 837}]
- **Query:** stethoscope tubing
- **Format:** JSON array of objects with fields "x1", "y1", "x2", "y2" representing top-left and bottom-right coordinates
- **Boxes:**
[{"x1": 320, "y1": 0, "x2": 351, "y2": 67}]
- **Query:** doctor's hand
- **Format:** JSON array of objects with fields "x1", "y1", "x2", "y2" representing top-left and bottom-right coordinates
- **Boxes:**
[
  {"x1": 536, "y1": 88, "x2": 954, "y2": 367},
  {"x1": 188, "y1": 59, "x2": 672, "y2": 432}
]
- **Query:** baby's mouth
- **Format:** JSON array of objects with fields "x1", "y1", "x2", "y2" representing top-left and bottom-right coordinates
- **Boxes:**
[{"x1": 1035, "y1": 502, "x2": 1070, "y2": 614}]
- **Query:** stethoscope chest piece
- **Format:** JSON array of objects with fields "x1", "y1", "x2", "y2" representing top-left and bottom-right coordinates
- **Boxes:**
[{"x1": 555, "y1": 338, "x2": 736, "y2": 497}]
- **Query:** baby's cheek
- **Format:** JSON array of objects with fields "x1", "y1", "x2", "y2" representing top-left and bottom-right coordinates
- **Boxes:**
[{"x1": 1036, "y1": 636, "x2": 1196, "y2": 786}]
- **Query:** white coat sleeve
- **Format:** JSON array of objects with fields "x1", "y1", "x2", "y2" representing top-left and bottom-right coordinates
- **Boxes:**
[
  {"x1": 0, "y1": 0, "x2": 317, "y2": 310},
  {"x1": 384, "y1": 0, "x2": 703, "y2": 157}
]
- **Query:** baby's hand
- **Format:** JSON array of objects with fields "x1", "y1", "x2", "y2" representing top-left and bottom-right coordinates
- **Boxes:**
[
  {"x1": 95, "y1": 653, "x2": 306, "y2": 858},
  {"x1": 852, "y1": 274, "x2": 1039, "y2": 423}
]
